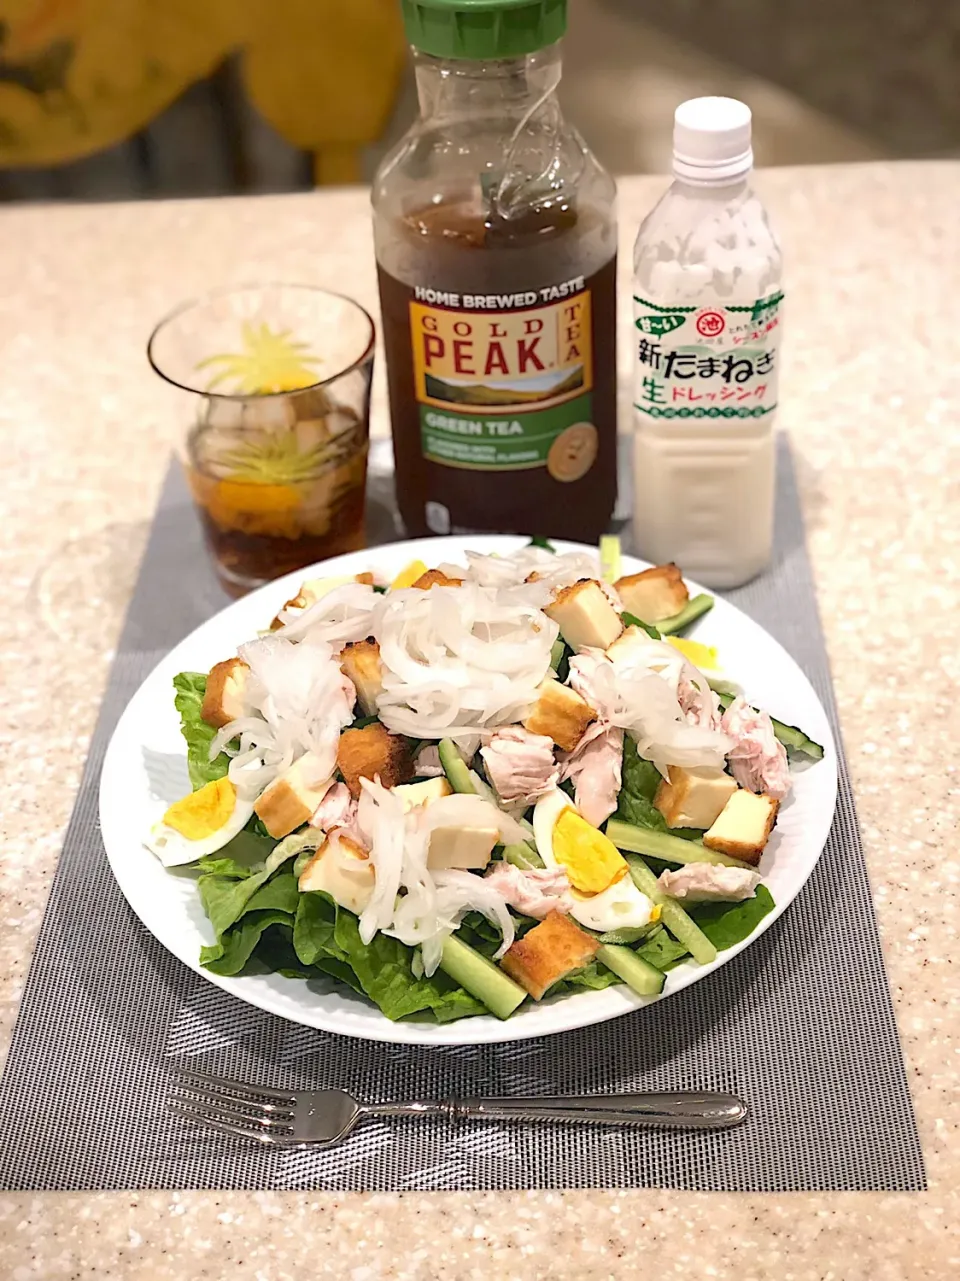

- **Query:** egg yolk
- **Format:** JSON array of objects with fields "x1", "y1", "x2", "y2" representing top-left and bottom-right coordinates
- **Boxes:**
[
  {"x1": 667, "y1": 637, "x2": 719, "y2": 670},
  {"x1": 389, "y1": 559, "x2": 428, "y2": 590},
  {"x1": 552, "y1": 809, "x2": 628, "y2": 894},
  {"x1": 163, "y1": 777, "x2": 237, "y2": 840}
]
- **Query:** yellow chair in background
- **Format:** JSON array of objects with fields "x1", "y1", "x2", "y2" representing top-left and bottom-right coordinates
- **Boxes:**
[{"x1": 0, "y1": 0, "x2": 406, "y2": 185}]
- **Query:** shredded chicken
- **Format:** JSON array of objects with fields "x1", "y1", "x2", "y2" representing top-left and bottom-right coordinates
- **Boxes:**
[
  {"x1": 678, "y1": 674, "x2": 722, "y2": 730},
  {"x1": 567, "y1": 650, "x2": 616, "y2": 718},
  {"x1": 560, "y1": 723, "x2": 624, "y2": 829},
  {"x1": 657, "y1": 864, "x2": 762, "y2": 903},
  {"x1": 562, "y1": 654, "x2": 624, "y2": 825},
  {"x1": 567, "y1": 645, "x2": 730, "y2": 774},
  {"x1": 483, "y1": 861, "x2": 573, "y2": 919},
  {"x1": 480, "y1": 726, "x2": 559, "y2": 805},
  {"x1": 721, "y1": 697, "x2": 792, "y2": 800},
  {"x1": 413, "y1": 744, "x2": 445, "y2": 778},
  {"x1": 310, "y1": 781, "x2": 365, "y2": 846}
]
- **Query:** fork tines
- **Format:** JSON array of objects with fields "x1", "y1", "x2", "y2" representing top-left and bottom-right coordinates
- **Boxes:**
[{"x1": 168, "y1": 1066, "x2": 298, "y2": 1146}]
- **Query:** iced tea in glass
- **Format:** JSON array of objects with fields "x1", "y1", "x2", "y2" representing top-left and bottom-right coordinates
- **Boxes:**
[{"x1": 148, "y1": 284, "x2": 375, "y2": 596}]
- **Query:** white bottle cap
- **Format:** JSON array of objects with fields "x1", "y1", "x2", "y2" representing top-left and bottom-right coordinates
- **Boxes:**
[{"x1": 672, "y1": 96, "x2": 753, "y2": 185}]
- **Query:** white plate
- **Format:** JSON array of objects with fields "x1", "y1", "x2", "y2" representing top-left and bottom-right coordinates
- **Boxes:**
[{"x1": 99, "y1": 536, "x2": 837, "y2": 1045}]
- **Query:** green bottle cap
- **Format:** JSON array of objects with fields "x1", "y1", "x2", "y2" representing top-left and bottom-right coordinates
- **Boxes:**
[{"x1": 400, "y1": 0, "x2": 567, "y2": 61}]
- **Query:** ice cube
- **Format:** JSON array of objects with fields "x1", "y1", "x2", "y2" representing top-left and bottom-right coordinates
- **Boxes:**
[
  {"x1": 295, "y1": 418, "x2": 331, "y2": 452},
  {"x1": 202, "y1": 397, "x2": 245, "y2": 431},
  {"x1": 292, "y1": 386, "x2": 334, "y2": 420},
  {"x1": 324, "y1": 409, "x2": 359, "y2": 439},
  {"x1": 242, "y1": 396, "x2": 296, "y2": 432}
]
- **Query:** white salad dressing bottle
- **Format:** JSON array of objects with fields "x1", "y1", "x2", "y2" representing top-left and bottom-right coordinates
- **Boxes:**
[{"x1": 632, "y1": 97, "x2": 783, "y2": 588}]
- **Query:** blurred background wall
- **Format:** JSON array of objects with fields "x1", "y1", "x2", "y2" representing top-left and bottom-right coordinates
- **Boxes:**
[{"x1": 0, "y1": 0, "x2": 954, "y2": 202}]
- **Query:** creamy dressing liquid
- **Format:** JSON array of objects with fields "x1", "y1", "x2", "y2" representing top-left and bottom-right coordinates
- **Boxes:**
[{"x1": 632, "y1": 178, "x2": 783, "y2": 587}]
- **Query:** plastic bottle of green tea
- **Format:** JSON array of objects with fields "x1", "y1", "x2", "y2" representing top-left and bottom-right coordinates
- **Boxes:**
[{"x1": 373, "y1": 0, "x2": 618, "y2": 541}]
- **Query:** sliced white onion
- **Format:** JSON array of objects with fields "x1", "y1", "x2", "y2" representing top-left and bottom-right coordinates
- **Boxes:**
[
  {"x1": 273, "y1": 582, "x2": 378, "y2": 646},
  {"x1": 210, "y1": 634, "x2": 356, "y2": 801},
  {"x1": 375, "y1": 581, "x2": 557, "y2": 739},
  {"x1": 433, "y1": 869, "x2": 516, "y2": 958},
  {"x1": 356, "y1": 778, "x2": 407, "y2": 944},
  {"x1": 461, "y1": 546, "x2": 599, "y2": 595}
]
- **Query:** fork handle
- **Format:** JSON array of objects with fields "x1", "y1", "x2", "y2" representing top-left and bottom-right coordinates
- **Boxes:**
[{"x1": 367, "y1": 1092, "x2": 747, "y2": 1130}]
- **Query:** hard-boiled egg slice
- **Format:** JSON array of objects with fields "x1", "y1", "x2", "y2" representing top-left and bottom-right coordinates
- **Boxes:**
[
  {"x1": 144, "y1": 776, "x2": 255, "y2": 867},
  {"x1": 389, "y1": 559, "x2": 429, "y2": 590},
  {"x1": 532, "y1": 790, "x2": 655, "y2": 931},
  {"x1": 566, "y1": 874, "x2": 655, "y2": 933},
  {"x1": 532, "y1": 790, "x2": 626, "y2": 893},
  {"x1": 666, "y1": 637, "x2": 738, "y2": 694}
]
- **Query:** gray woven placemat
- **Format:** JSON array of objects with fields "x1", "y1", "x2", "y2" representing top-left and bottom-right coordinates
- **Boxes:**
[{"x1": 0, "y1": 438, "x2": 925, "y2": 1192}]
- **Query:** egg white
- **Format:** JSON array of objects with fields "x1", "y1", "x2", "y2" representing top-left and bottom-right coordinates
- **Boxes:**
[
  {"x1": 144, "y1": 790, "x2": 255, "y2": 867},
  {"x1": 566, "y1": 875, "x2": 654, "y2": 932},
  {"x1": 532, "y1": 790, "x2": 654, "y2": 932}
]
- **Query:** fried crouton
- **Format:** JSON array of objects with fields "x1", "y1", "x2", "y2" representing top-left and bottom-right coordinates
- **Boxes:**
[
  {"x1": 337, "y1": 722, "x2": 414, "y2": 798},
  {"x1": 254, "y1": 752, "x2": 332, "y2": 839},
  {"x1": 411, "y1": 568, "x2": 464, "y2": 590},
  {"x1": 544, "y1": 579, "x2": 623, "y2": 651},
  {"x1": 269, "y1": 577, "x2": 326, "y2": 630},
  {"x1": 354, "y1": 572, "x2": 375, "y2": 586},
  {"x1": 339, "y1": 638, "x2": 383, "y2": 717},
  {"x1": 298, "y1": 832, "x2": 374, "y2": 913},
  {"x1": 200, "y1": 658, "x2": 250, "y2": 729},
  {"x1": 703, "y1": 790, "x2": 779, "y2": 865},
  {"x1": 522, "y1": 677, "x2": 596, "y2": 751},
  {"x1": 654, "y1": 766, "x2": 738, "y2": 830},
  {"x1": 500, "y1": 911, "x2": 600, "y2": 1000},
  {"x1": 614, "y1": 564, "x2": 689, "y2": 624}
]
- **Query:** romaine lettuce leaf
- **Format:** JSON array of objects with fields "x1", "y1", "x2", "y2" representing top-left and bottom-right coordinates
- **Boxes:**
[
  {"x1": 173, "y1": 671, "x2": 230, "y2": 789},
  {"x1": 292, "y1": 889, "x2": 341, "y2": 965},
  {"x1": 243, "y1": 872, "x2": 300, "y2": 915},
  {"x1": 197, "y1": 828, "x2": 277, "y2": 879},
  {"x1": 198, "y1": 843, "x2": 298, "y2": 937},
  {"x1": 200, "y1": 911, "x2": 294, "y2": 976},
  {"x1": 633, "y1": 925, "x2": 690, "y2": 971},
  {"x1": 621, "y1": 610, "x2": 660, "y2": 640},
  {"x1": 688, "y1": 884, "x2": 775, "y2": 950},
  {"x1": 294, "y1": 892, "x2": 485, "y2": 1023},
  {"x1": 196, "y1": 856, "x2": 252, "y2": 880},
  {"x1": 553, "y1": 961, "x2": 624, "y2": 994}
]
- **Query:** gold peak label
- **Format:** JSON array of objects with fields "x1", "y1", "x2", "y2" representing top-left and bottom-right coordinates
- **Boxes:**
[{"x1": 410, "y1": 295, "x2": 592, "y2": 412}]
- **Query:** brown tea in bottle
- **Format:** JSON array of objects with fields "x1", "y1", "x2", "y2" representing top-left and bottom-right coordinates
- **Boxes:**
[{"x1": 373, "y1": 0, "x2": 618, "y2": 541}]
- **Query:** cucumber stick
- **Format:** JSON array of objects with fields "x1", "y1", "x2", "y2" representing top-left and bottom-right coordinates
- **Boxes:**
[
  {"x1": 606, "y1": 818, "x2": 753, "y2": 870},
  {"x1": 596, "y1": 943, "x2": 665, "y2": 997},
  {"x1": 597, "y1": 923, "x2": 658, "y2": 945},
  {"x1": 657, "y1": 593, "x2": 715, "y2": 636},
  {"x1": 503, "y1": 842, "x2": 545, "y2": 870},
  {"x1": 625, "y1": 855, "x2": 718, "y2": 966},
  {"x1": 438, "y1": 738, "x2": 475, "y2": 794},
  {"x1": 440, "y1": 935, "x2": 526, "y2": 1020}
]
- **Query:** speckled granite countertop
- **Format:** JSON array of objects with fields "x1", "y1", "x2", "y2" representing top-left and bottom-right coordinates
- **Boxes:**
[{"x1": 0, "y1": 163, "x2": 957, "y2": 1279}]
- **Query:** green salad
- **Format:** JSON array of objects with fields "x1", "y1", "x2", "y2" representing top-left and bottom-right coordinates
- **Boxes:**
[{"x1": 145, "y1": 541, "x2": 822, "y2": 1022}]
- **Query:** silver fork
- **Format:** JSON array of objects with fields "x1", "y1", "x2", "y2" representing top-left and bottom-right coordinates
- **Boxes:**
[{"x1": 169, "y1": 1067, "x2": 748, "y2": 1149}]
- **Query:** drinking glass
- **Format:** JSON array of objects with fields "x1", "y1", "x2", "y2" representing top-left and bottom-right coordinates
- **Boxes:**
[{"x1": 148, "y1": 284, "x2": 375, "y2": 596}]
